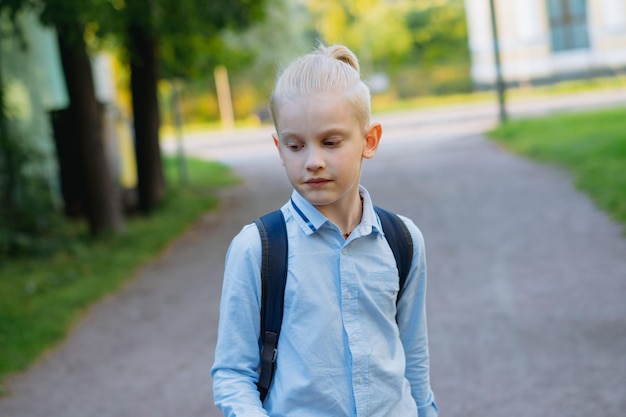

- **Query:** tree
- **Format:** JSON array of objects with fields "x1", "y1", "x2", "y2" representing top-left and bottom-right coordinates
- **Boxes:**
[
  {"x1": 56, "y1": 21, "x2": 124, "y2": 234},
  {"x1": 0, "y1": 0, "x2": 124, "y2": 236},
  {"x1": 302, "y1": 0, "x2": 470, "y2": 96},
  {"x1": 108, "y1": 0, "x2": 266, "y2": 214},
  {"x1": 124, "y1": 2, "x2": 163, "y2": 214},
  {"x1": 304, "y1": 0, "x2": 413, "y2": 75},
  {"x1": 405, "y1": 0, "x2": 469, "y2": 67}
]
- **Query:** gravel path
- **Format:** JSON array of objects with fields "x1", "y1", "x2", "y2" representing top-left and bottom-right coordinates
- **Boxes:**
[{"x1": 1, "y1": 89, "x2": 625, "y2": 417}]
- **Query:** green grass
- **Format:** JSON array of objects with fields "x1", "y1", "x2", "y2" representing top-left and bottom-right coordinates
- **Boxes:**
[
  {"x1": 488, "y1": 106, "x2": 626, "y2": 230},
  {"x1": 372, "y1": 75, "x2": 625, "y2": 114},
  {"x1": 0, "y1": 156, "x2": 239, "y2": 386}
]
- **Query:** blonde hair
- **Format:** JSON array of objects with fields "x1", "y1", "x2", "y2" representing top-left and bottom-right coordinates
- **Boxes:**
[{"x1": 270, "y1": 44, "x2": 371, "y2": 129}]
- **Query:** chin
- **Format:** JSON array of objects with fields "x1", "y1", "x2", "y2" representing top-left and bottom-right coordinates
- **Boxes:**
[{"x1": 299, "y1": 192, "x2": 334, "y2": 207}]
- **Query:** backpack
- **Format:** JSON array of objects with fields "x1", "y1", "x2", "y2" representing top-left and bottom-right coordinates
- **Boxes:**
[{"x1": 253, "y1": 206, "x2": 414, "y2": 401}]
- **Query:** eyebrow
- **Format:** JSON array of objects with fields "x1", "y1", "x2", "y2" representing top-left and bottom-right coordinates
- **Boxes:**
[
  {"x1": 280, "y1": 127, "x2": 350, "y2": 141},
  {"x1": 279, "y1": 132, "x2": 302, "y2": 142},
  {"x1": 319, "y1": 127, "x2": 350, "y2": 138}
]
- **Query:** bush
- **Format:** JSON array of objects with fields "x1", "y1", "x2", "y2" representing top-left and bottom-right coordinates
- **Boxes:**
[
  {"x1": 0, "y1": 155, "x2": 238, "y2": 383},
  {"x1": 0, "y1": 127, "x2": 63, "y2": 258}
]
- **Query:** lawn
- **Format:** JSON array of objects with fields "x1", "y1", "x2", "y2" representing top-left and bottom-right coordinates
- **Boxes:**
[
  {"x1": 0, "y1": 156, "x2": 239, "y2": 388},
  {"x1": 488, "y1": 106, "x2": 626, "y2": 230}
]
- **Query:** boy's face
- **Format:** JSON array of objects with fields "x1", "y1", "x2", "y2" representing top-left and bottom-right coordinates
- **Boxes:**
[{"x1": 272, "y1": 91, "x2": 381, "y2": 214}]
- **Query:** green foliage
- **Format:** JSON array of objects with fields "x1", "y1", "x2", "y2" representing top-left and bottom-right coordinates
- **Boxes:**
[
  {"x1": 162, "y1": 0, "x2": 474, "y2": 127},
  {"x1": 305, "y1": 0, "x2": 414, "y2": 73},
  {"x1": 0, "y1": 156, "x2": 239, "y2": 384},
  {"x1": 219, "y1": 0, "x2": 302, "y2": 87},
  {"x1": 392, "y1": 64, "x2": 472, "y2": 98},
  {"x1": 0, "y1": 145, "x2": 63, "y2": 257},
  {"x1": 488, "y1": 107, "x2": 626, "y2": 229},
  {"x1": 303, "y1": 0, "x2": 469, "y2": 71},
  {"x1": 0, "y1": 76, "x2": 62, "y2": 257},
  {"x1": 405, "y1": 0, "x2": 470, "y2": 67},
  {"x1": 0, "y1": 0, "x2": 267, "y2": 79},
  {"x1": 114, "y1": 0, "x2": 267, "y2": 79}
]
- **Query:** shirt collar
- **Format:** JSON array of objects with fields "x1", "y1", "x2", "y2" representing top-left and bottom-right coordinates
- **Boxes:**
[
  {"x1": 359, "y1": 186, "x2": 383, "y2": 236},
  {"x1": 289, "y1": 186, "x2": 382, "y2": 237}
]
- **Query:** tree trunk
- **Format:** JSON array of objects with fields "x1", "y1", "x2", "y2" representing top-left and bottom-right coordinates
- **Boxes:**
[
  {"x1": 56, "y1": 21, "x2": 124, "y2": 235},
  {"x1": 128, "y1": 24, "x2": 165, "y2": 215},
  {"x1": 50, "y1": 107, "x2": 87, "y2": 218}
]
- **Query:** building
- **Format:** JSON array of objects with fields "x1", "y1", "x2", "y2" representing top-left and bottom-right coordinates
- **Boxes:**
[{"x1": 464, "y1": 0, "x2": 626, "y2": 87}]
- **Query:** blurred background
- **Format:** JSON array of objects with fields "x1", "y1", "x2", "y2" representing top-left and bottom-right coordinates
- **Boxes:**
[
  {"x1": 1, "y1": 0, "x2": 625, "y2": 410},
  {"x1": 1, "y1": 0, "x2": 625, "y2": 246}
]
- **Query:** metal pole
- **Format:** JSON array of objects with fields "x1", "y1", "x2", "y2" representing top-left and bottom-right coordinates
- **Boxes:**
[
  {"x1": 489, "y1": 0, "x2": 507, "y2": 123},
  {"x1": 171, "y1": 79, "x2": 189, "y2": 185}
]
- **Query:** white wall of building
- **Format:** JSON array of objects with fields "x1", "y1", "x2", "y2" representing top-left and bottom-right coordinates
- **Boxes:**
[{"x1": 464, "y1": 0, "x2": 626, "y2": 85}]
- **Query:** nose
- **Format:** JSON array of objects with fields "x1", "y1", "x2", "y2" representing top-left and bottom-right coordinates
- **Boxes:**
[{"x1": 305, "y1": 147, "x2": 325, "y2": 172}]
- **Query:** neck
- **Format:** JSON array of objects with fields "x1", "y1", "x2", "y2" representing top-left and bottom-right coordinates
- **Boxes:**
[{"x1": 316, "y1": 191, "x2": 363, "y2": 238}]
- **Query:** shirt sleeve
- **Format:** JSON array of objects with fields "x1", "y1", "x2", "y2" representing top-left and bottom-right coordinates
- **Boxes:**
[
  {"x1": 396, "y1": 216, "x2": 439, "y2": 417},
  {"x1": 210, "y1": 224, "x2": 269, "y2": 417}
]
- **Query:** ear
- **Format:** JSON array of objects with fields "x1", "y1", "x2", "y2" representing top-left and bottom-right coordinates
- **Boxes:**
[
  {"x1": 272, "y1": 133, "x2": 285, "y2": 166},
  {"x1": 362, "y1": 123, "x2": 382, "y2": 159}
]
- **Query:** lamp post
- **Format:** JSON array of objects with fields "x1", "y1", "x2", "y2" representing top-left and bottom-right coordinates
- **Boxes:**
[
  {"x1": 171, "y1": 79, "x2": 189, "y2": 185},
  {"x1": 489, "y1": 0, "x2": 507, "y2": 123}
]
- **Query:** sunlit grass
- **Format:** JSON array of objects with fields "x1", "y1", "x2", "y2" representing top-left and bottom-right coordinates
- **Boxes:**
[
  {"x1": 0, "y1": 157, "x2": 239, "y2": 387},
  {"x1": 488, "y1": 106, "x2": 626, "y2": 231},
  {"x1": 371, "y1": 75, "x2": 625, "y2": 114}
]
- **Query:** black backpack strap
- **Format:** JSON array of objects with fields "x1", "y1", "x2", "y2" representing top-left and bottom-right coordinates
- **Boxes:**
[
  {"x1": 253, "y1": 210, "x2": 288, "y2": 402},
  {"x1": 374, "y1": 206, "x2": 414, "y2": 301}
]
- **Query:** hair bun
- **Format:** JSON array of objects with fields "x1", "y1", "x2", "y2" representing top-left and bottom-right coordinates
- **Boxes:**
[
  {"x1": 319, "y1": 43, "x2": 360, "y2": 74},
  {"x1": 271, "y1": 42, "x2": 371, "y2": 128}
]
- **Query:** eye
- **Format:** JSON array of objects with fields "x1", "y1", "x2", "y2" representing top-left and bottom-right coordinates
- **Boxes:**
[
  {"x1": 286, "y1": 142, "x2": 304, "y2": 151},
  {"x1": 323, "y1": 138, "x2": 341, "y2": 147}
]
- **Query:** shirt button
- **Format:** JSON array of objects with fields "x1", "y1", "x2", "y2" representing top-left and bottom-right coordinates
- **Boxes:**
[{"x1": 341, "y1": 248, "x2": 348, "y2": 255}]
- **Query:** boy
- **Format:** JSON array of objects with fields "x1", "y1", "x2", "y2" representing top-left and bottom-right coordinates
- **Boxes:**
[{"x1": 211, "y1": 44, "x2": 438, "y2": 417}]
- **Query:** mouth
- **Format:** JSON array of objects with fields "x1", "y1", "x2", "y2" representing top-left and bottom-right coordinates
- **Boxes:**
[{"x1": 304, "y1": 178, "x2": 331, "y2": 187}]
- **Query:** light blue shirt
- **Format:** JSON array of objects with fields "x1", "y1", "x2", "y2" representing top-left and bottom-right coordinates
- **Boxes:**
[{"x1": 211, "y1": 186, "x2": 438, "y2": 417}]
